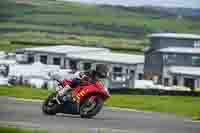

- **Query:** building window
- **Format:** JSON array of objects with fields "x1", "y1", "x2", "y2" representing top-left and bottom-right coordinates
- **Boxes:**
[
  {"x1": 164, "y1": 54, "x2": 177, "y2": 65},
  {"x1": 138, "y1": 73, "x2": 143, "y2": 80},
  {"x1": 192, "y1": 56, "x2": 200, "y2": 66},
  {"x1": 113, "y1": 67, "x2": 122, "y2": 73},
  {"x1": 126, "y1": 69, "x2": 129, "y2": 74},
  {"x1": 164, "y1": 78, "x2": 169, "y2": 86},
  {"x1": 130, "y1": 70, "x2": 135, "y2": 75},
  {"x1": 69, "y1": 60, "x2": 77, "y2": 70},
  {"x1": 163, "y1": 54, "x2": 168, "y2": 61},
  {"x1": 40, "y1": 55, "x2": 47, "y2": 64},
  {"x1": 113, "y1": 67, "x2": 123, "y2": 81},
  {"x1": 130, "y1": 70, "x2": 135, "y2": 76},
  {"x1": 27, "y1": 55, "x2": 34, "y2": 64},
  {"x1": 184, "y1": 78, "x2": 195, "y2": 90},
  {"x1": 151, "y1": 54, "x2": 157, "y2": 65},
  {"x1": 173, "y1": 76, "x2": 178, "y2": 86},
  {"x1": 83, "y1": 62, "x2": 91, "y2": 71},
  {"x1": 194, "y1": 40, "x2": 200, "y2": 48},
  {"x1": 168, "y1": 55, "x2": 176, "y2": 64},
  {"x1": 53, "y1": 57, "x2": 61, "y2": 66}
]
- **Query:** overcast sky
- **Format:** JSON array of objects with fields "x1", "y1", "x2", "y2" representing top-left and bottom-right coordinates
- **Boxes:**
[{"x1": 63, "y1": 0, "x2": 200, "y2": 9}]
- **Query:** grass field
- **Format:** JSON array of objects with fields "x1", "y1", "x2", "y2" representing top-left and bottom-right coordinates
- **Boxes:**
[
  {"x1": 0, "y1": 0, "x2": 200, "y2": 53},
  {"x1": 0, "y1": 126, "x2": 84, "y2": 133},
  {"x1": 0, "y1": 85, "x2": 199, "y2": 120},
  {"x1": 0, "y1": 85, "x2": 51, "y2": 99},
  {"x1": 105, "y1": 95, "x2": 200, "y2": 120}
]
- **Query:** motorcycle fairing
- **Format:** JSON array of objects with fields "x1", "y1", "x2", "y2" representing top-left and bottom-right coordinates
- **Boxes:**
[
  {"x1": 73, "y1": 81, "x2": 110, "y2": 103},
  {"x1": 63, "y1": 101, "x2": 79, "y2": 114}
]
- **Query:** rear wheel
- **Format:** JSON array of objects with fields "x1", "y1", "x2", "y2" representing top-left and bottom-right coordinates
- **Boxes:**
[
  {"x1": 80, "y1": 95, "x2": 103, "y2": 119},
  {"x1": 42, "y1": 93, "x2": 61, "y2": 115}
]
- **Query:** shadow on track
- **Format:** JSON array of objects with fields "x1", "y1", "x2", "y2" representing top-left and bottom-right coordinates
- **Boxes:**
[{"x1": 55, "y1": 113, "x2": 122, "y2": 121}]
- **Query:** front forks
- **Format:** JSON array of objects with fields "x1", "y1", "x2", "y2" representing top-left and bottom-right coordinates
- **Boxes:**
[
  {"x1": 54, "y1": 95, "x2": 62, "y2": 104},
  {"x1": 54, "y1": 91, "x2": 74, "y2": 105}
]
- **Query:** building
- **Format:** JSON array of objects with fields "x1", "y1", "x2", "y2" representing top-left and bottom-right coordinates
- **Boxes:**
[
  {"x1": 67, "y1": 52, "x2": 144, "y2": 89},
  {"x1": 144, "y1": 33, "x2": 200, "y2": 90},
  {"x1": 16, "y1": 45, "x2": 110, "y2": 69},
  {"x1": 17, "y1": 45, "x2": 144, "y2": 89}
]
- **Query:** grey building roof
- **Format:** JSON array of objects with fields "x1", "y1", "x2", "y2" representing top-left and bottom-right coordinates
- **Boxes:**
[
  {"x1": 19, "y1": 45, "x2": 110, "y2": 54},
  {"x1": 158, "y1": 47, "x2": 200, "y2": 54},
  {"x1": 149, "y1": 33, "x2": 200, "y2": 40},
  {"x1": 169, "y1": 66, "x2": 200, "y2": 76},
  {"x1": 67, "y1": 52, "x2": 144, "y2": 65}
]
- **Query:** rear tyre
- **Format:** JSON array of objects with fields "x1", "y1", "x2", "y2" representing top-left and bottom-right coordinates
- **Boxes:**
[
  {"x1": 80, "y1": 95, "x2": 103, "y2": 119},
  {"x1": 42, "y1": 93, "x2": 61, "y2": 115}
]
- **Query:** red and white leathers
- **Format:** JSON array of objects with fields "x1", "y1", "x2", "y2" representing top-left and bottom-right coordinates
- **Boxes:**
[{"x1": 58, "y1": 71, "x2": 87, "y2": 96}]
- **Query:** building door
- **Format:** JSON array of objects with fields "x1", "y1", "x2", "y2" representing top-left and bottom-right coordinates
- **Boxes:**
[
  {"x1": 83, "y1": 62, "x2": 92, "y2": 71},
  {"x1": 40, "y1": 55, "x2": 47, "y2": 64},
  {"x1": 53, "y1": 57, "x2": 61, "y2": 66},
  {"x1": 129, "y1": 70, "x2": 135, "y2": 88},
  {"x1": 184, "y1": 78, "x2": 195, "y2": 90},
  {"x1": 173, "y1": 76, "x2": 178, "y2": 86},
  {"x1": 27, "y1": 55, "x2": 34, "y2": 64},
  {"x1": 69, "y1": 60, "x2": 77, "y2": 71},
  {"x1": 164, "y1": 78, "x2": 169, "y2": 86}
]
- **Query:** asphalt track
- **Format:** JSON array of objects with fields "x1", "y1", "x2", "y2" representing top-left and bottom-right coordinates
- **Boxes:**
[{"x1": 0, "y1": 96, "x2": 199, "y2": 133}]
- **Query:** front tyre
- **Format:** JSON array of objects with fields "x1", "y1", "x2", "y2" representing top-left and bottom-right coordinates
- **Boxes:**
[
  {"x1": 80, "y1": 95, "x2": 103, "y2": 119},
  {"x1": 42, "y1": 93, "x2": 61, "y2": 115}
]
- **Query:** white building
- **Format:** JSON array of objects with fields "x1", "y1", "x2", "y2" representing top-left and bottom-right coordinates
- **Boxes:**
[
  {"x1": 17, "y1": 45, "x2": 144, "y2": 89},
  {"x1": 8, "y1": 62, "x2": 60, "y2": 88},
  {"x1": 67, "y1": 52, "x2": 144, "y2": 89},
  {"x1": 16, "y1": 45, "x2": 110, "y2": 69}
]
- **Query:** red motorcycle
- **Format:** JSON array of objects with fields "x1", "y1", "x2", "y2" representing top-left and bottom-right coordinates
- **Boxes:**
[{"x1": 42, "y1": 79, "x2": 111, "y2": 118}]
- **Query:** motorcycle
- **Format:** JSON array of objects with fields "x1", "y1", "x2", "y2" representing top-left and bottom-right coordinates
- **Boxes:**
[{"x1": 42, "y1": 79, "x2": 111, "y2": 118}]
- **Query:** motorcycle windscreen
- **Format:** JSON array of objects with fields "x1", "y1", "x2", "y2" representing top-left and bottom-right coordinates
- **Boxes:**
[{"x1": 99, "y1": 78, "x2": 109, "y2": 89}]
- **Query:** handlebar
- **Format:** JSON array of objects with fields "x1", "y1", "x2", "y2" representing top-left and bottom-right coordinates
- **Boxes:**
[{"x1": 55, "y1": 79, "x2": 64, "y2": 88}]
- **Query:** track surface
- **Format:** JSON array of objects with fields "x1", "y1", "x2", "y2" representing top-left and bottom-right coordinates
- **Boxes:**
[{"x1": 0, "y1": 97, "x2": 199, "y2": 133}]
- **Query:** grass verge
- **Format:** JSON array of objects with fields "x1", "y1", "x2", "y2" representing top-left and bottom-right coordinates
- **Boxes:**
[
  {"x1": 105, "y1": 94, "x2": 200, "y2": 120},
  {"x1": 0, "y1": 85, "x2": 50, "y2": 100},
  {"x1": 0, "y1": 126, "x2": 84, "y2": 133},
  {"x1": 0, "y1": 85, "x2": 200, "y2": 120}
]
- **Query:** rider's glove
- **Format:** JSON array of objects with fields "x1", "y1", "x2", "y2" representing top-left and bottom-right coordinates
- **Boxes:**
[{"x1": 58, "y1": 85, "x2": 72, "y2": 96}]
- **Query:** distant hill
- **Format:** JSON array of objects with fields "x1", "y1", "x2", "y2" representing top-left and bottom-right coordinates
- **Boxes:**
[
  {"x1": 64, "y1": 0, "x2": 200, "y2": 18},
  {"x1": 101, "y1": 5, "x2": 200, "y2": 18},
  {"x1": 0, "y1": 0, "x2": 200, "y2": 53},
  {"x1": 64, "y1": 0, "x2": 200, "y2": 9},
  {"x1": 153, "y1": 7, "x2": 200, "y2": 18}
]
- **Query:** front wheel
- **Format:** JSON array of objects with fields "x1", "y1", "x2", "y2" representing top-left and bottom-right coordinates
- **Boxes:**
[
  {"x1": 42, "y1": 93, "x2": 61, "y2": 115},
  {"x1": 80, "y1": 95, "x2": 103, "y2": 119}
]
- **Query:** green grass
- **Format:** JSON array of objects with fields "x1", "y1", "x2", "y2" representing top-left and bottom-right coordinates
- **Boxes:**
[
  {"x1": 105, "y1": 95, "x2": 200, "y2": 120},
  {"x1": 195, "y1": 88, "x2": 200, "y2": 92},
  {"x1": 0, "y1": 31, "x2": 146, "y2": 53},
  {"x1": 0, "y1": 127, "x2": 49, "y2": 133},
  {"x1": 0, "y1": 126, "x2": 84, "y2": 133},
  {"x1": 0, "y1": 85, "x2": 51, "y2": 100},
  {"x1": 0, "y1": 0, "x2": 200, "y2": 53},
  {"x1": 0, "y1": 85, "x2": 200, "y2": 120}
]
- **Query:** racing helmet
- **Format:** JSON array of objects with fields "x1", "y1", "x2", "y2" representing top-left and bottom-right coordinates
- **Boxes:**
[{"x1": 95, "y1": 64, "x2": 109, "y2": 78}]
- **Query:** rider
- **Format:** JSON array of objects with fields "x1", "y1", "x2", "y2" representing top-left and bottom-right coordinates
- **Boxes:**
[{"x1": 57, "y1": 64, "x2": 109, "y2": 101}]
